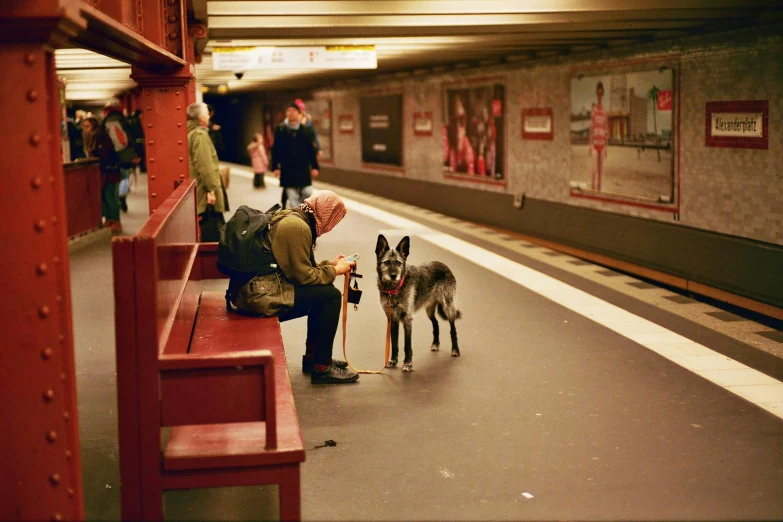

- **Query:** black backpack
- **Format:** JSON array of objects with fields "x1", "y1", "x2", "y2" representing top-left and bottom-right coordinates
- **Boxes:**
[{"x1": 217, "y1": 204, "x2": 282, "y2": 279}]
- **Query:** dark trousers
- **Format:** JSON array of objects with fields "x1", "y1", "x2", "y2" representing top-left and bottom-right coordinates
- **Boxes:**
[
  {"x1": 101, "y1": 181, "x2": 120, "y2": 221},
  {"x1": 279, "y1": 284, "x2": 341, "y2": 365}
]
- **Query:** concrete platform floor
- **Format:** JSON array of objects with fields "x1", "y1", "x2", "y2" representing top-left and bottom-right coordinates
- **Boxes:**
[{"x1": 70, "y1": 166, "x2": 783, "y2": 521}]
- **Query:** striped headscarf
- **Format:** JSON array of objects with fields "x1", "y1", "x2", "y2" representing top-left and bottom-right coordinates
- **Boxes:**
[{"x1": 303, "y1": 190, "x2": 347, "y2": 236}]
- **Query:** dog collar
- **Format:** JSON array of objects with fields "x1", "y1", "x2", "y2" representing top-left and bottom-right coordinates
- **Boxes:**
[{"x1": 381, "y1": 276, "x2": 406, "y2": 296}]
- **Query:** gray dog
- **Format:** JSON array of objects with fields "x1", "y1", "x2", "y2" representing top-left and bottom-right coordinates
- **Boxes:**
[{"x1": 375, "y1": 234, "x2": 461, "y2": 372}]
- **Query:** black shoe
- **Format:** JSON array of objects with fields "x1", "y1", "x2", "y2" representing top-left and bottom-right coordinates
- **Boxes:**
[
  {"x1": 302, "y1": 355, "x2": 349, "y2": 374},
  {"x1": 120, "y1": 197, "x2": 128, "y2": 212},
  {"x1": 311, "y1": 364, "x2": 359, "y2": 384}
]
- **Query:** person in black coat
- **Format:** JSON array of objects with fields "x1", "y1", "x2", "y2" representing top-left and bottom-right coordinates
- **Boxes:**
[{"x1": 271, "y1": 101, "x2": 320, "y2": 209}]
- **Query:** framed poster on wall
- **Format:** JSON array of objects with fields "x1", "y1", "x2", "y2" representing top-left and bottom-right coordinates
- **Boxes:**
[
  {"x1": 360, "y1": 93, "x2": 403, "y2": 167},
  {"x1": 570, "y1": 63, "x2": 677, "y2": 207},
  {"x1": 442, "y1": 82, "x2": 505, "y2": 180},
  {"x1": 301, "y1": 99, "x2": 333, "y2": 160}
]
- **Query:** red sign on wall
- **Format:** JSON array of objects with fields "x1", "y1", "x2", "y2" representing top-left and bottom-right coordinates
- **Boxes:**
[{"x1": 657, "y1": 90, "x2": 673, "y2": 111}]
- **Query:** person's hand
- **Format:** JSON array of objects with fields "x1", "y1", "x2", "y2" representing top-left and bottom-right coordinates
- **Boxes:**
[
  {"x1": 207, "y1": 191, "x2": 216, "y2": 205},
  {"x1": 211, "y1": 123, "x2": 221, "y2": 131},
  {"x1": 331, "y1": 254, "x2": 346, "y2": 266},
  {"x1": 334, "y1": 258, "x2": 354, "y2": 276},
  {"x1": 311, "y1": 169, "x2": 319, "y2": 177},
  {"x1": 273, "y1": 169, "x2": 280, "y2": 178}
]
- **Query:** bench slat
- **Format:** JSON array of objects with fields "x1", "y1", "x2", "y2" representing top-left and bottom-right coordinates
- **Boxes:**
[
  {"x1": 188, "y1": 293, "x2": 285, "y2": 356},
  {"x1": 163, "y1": 422, "x2": 304, "y2": 470}
]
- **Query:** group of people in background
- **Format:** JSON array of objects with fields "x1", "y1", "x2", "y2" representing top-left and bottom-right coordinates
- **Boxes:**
[{"x1": 67, "y1": 99, "x2": 144, "y2": 233}]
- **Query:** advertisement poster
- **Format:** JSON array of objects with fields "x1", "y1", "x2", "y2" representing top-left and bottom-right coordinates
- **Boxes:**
[
  {"x1": 302, "y1": 99, "x2": 333, "y2": 160},
  {"x1": 570, "y1": 68, "x2": 675, "y2": 200},
  {"x1": 442, "y1": 83, "x2": 505, "y2": 180},
  {"x1": 360, "y1": 94, "x2": 403, "y2": 166}
]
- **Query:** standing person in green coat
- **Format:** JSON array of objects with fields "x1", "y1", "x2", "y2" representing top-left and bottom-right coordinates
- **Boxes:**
[{"x1": 186, "y1": 102, "x2": 228, "y2": 241}]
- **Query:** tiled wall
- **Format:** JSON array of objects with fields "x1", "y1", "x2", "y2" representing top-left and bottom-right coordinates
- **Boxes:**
[{"x1": 314, "y1": 26, "x2": 782, "y2": 246}]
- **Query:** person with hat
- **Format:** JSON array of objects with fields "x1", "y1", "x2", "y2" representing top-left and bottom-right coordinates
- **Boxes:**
[
  {"x1": 294, "y1": 98, "x2": 322, "y2": 157},
  {"x1": 271, "y1": 101, "x2": 320, "y2": 209},
  {"x1": 230, "y1": 190, "x2": 359, "y2": 384}
]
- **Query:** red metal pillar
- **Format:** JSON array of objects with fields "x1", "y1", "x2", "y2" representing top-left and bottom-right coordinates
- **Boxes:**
[
  {"x1": 132, "y1": 0, "x2": 196, "y2": 212},
  {"x1": 131, "y1": 67, "x2": 195, "y2": 213},
  {"x1": 0, "y1": 41, "x2": 84, "y2": 522}
]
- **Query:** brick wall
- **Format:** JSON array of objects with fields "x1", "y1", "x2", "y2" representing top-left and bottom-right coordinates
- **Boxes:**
[{"x1": 314, "y1": 25, "x2": 782, "y2": 246}]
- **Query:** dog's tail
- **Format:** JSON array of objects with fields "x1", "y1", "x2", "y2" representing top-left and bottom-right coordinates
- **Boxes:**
[{"x1": 437, "y1": 304, "x2": 462, "y2": 321}]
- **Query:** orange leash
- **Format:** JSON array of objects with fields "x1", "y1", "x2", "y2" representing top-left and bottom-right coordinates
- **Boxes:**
[{"x1": 341, "y1": 270, "x2": 391, "y2": 374}]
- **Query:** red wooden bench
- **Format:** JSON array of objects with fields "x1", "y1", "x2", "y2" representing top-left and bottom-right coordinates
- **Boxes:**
[{"x1": 112, "y1": 179, "x2": 304, "y2": 520}]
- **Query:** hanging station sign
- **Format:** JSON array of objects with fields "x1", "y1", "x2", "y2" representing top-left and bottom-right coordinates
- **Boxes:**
[{"x1": 211, "y1": 46, "x2": 377, "y2": 70}]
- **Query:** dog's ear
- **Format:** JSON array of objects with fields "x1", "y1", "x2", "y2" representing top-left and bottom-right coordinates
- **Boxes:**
[
  {"x1": 396, "y1": 236, "x2": 410, "y2": 259},
  {"x1": 375, "y1": 234, "x2": 390, "y2": 258}
]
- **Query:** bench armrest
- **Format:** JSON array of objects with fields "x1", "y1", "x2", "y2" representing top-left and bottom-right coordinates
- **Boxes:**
[
  {"x1": 159, "y1": 350, "x2": 274, "y2": 370},
  {"x1": 159, "y1": 350, "x2": 277, "y2": 449}
]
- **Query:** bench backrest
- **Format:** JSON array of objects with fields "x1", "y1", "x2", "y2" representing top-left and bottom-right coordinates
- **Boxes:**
[
  {"x1": 133, "y1": 180, "x2": 200, "y2": 355},
  {"x1": 112, "y1": 179, "x2": 199, "y2": 517}
]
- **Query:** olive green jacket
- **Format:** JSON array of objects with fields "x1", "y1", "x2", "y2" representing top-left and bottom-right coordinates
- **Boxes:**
[
  {"x1": 187, "y1": 119, "x2": 226, "y2": 214},
  {"x1": 234, "y1": 210, "x2": 336, "y2": 316},
  {"x1": 268, "y1": 210, "x2": 336, "y2": 286}
]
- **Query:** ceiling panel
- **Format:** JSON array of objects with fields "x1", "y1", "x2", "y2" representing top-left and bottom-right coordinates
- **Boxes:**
[
  {"x1": 196, "y1": 0, "x2": 780, "y2": 92},
  {"x1": 55, "y1": 1, "x2": 781, "y2": 100}
]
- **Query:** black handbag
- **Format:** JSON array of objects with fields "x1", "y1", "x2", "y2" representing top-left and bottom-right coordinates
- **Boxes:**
[{"x1": 199, "y1": 205, "x2": 225, "y2": 243}]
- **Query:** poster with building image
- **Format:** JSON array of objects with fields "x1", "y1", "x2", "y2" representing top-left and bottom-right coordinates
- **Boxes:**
[
  {"x1": 360, "y1": 94, "x2": 403, "y2": 166},
  {"x1": 302, "y1": 99, "x2": 333, "y2": 161},
  {"x1": 570, "y1": 68, "x2": 674, "y2": 202},
  {"x1": 442, "y1": 83, "x2": 505, "y2": 180}
]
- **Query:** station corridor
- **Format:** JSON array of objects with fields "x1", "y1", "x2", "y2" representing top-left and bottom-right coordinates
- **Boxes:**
[{"x1": 69, "y1": 167, "x2": 783, "y2": 521}]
